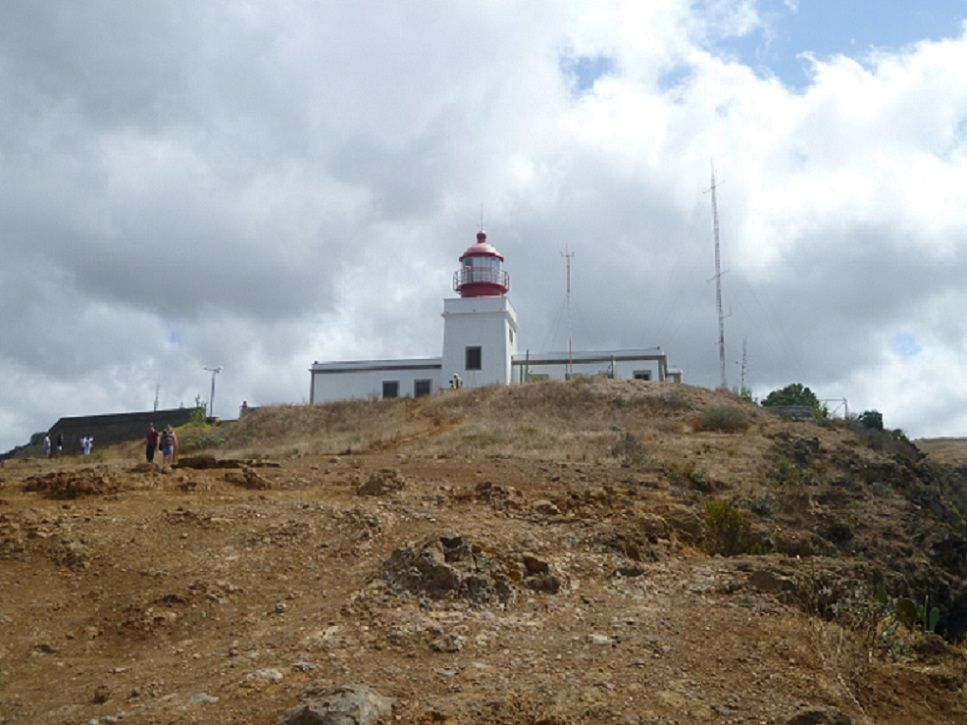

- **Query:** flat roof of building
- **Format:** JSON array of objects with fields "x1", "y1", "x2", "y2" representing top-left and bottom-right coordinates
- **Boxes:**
[
  {"x1": 311, "y1": 357, "x2": 443, "y2": 374},
  {"x1": 511, "y1": 348, "x2": 665, "y2": 365}
]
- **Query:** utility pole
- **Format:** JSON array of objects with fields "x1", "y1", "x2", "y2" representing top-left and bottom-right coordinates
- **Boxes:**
[
  {"x1": 203, "y1": 366, "x2": 222, "y2": 418},
  {"x1": 709, "y1": 163, "x2": 727, "y2": 390}
]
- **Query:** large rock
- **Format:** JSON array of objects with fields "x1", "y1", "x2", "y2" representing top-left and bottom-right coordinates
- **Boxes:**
[
  {"x1": 224, "y1": 466, "x2": 272, "y2": 489},
  {"x1": 279, "y1": 683, "x2": 393, "y2": 725},
  {"x1": 357, "y1": 468, "x2": 405, "y2": 496},
  {"x1": 176, "y1": 455, "x2": 242, "y2": 469},
  {"x1": 382, "y1": 533, "x2": 518, "y2": 606},
  {"x1": 22, "y1": 468, "x2": 119, "y2": 498},
  {"x1": 784, "y1": 705, "x2": 852, "y2": 725}
]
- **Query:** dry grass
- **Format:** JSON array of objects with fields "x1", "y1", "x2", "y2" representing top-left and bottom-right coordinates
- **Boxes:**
[
  {"x1": 914, "y1": 437, "x2": 967, "y2": 465},
  {"x1": 223, "y1": 399, "x2": 437, "y2": 457},
  {"x1": 695, "y1": 405, "x2": 751, "y2": 433},
  {"x1": 85, "y1": 379, "x2": 795, "y2": 467}
]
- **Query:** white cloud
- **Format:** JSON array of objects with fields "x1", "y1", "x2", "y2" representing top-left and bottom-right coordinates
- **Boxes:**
[{"x1": 2, "y1": 1, "x2": 967, "y2": 450}]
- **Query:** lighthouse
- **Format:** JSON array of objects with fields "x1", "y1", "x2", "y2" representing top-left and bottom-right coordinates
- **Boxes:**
[
  {"x1": 309, "y1": 225, "x2": 680, "y2": 405},
  {"x1": 441, "y1": 230, "x2": 519, "y2": 388}
]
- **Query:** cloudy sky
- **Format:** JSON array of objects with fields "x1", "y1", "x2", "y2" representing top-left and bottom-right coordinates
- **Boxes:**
[{"x1": 2, "y1": 0, "x2": 967, "y2": 451}]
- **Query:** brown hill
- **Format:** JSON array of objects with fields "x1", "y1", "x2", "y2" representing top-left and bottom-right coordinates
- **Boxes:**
[
  {"x1": 1, "y1": 378, "x2": 966, "y2": 724},
  {"x1": 915, "y1": 437, "x2": 967, "y2": 466}
]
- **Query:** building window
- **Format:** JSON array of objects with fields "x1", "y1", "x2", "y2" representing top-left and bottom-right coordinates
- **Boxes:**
[
  {"x1": 414, "y1": 379, "x2": 432, "y2": 398},
  {"x1": 382, "y1": 381, "x2": 399, "y2": 398},
  {"x1": 633, "y1": 370, "x2": 652, "y2": 381},
  {"x1": 465, "y1": 346, "x2": 482, "y2": 371}
]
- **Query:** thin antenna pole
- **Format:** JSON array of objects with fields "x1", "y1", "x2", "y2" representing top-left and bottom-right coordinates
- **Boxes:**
[
  {"x1": 740, "y1": 338, "x2": 747, "y2": 394},
  {"x1": 153, "y1": 384, "x2": 160, "y2": 413},
  {"x1": 203, "y1": 366, "x2": 222, "y2": 418},
  {"x1": 562, "y1": 245, "x2": 575, "y2": 377},
  {"x1": 710, "y1": 164, "x2": 727, "y2": 390}
]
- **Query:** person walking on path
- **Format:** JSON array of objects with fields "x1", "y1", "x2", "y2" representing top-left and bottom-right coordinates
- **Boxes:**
[
  {"x1": 145, "y1": 423, "x2": 160, "y2": 464},
  {"x1": 42, "y1": 434, "x2": 51, "y2": 458},
  {"x1": 160, "y1": 425, "x2": 178, "y2": 466},
  {"x1": 55, "y1": 433, "x2": 63, "y2": 456}
]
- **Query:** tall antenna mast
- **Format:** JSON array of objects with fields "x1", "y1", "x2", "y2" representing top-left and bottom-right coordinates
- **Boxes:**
[
  {"x1": 710, "y1": 164, "x2": 727, "y2": 390},
  {"x1": 562, "y1": 245, "x2": 575, "y2": 378},
  {"x1": 153, "y1": 384, "x2": 160, "y2": 412}
]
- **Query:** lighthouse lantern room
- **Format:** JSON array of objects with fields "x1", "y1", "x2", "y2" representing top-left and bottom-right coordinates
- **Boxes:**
[{"x1": 453, "y1": 230, "x2": 510, "y2": 298}]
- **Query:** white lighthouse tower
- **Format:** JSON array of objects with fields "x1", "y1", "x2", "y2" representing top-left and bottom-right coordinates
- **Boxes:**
[{"x1": 441, "y1": 230, "x2": 518, "y2": 388}]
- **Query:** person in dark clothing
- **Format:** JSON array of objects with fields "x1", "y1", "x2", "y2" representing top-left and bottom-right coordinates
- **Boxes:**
[{"x1": 145, "y1": 423, "x2": 160, "y2": 463}]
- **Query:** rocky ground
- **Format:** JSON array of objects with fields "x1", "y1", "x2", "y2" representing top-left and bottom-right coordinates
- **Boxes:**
[{"x1": 1, "y1": 379, "x2": 966, "y2": 724}]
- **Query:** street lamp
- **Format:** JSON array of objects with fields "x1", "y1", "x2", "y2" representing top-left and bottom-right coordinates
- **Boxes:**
[{"x1": 203, "y1": 366, "x2": 222, "y2": 418}]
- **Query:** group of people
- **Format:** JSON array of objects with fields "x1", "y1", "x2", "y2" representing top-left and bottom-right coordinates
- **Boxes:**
[
  {"x1": 37, "y1": 424, "x2": 177, "y2": 464},
  {"x1": 145, "y1": 423, "x2": 177, "y2": 465},
  {"x1": 40, "y1": 432, "x2": 63, "y2": 458},
  {"x1": 41, "y1": 432, "x2": 90, "y2": 457}
]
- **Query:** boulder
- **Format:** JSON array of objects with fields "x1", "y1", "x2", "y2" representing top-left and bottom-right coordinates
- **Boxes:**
[
  {"x1": 224, "y1": 467, "x2": 272, "y2": 489},
  {"x1": 784, "y1": 705, "x2": 852, "y2": 725},
  {"x1": 357, "y1": 469, "x2": 405, "y2": 496},
  {"x1": 279, "y1": 683, "x2": 393, "y2": 725}
]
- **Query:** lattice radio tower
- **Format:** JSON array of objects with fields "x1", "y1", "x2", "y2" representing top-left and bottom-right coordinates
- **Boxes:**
[{"x1": 709, "y1": 164, "x2": 727, "y2": 390}]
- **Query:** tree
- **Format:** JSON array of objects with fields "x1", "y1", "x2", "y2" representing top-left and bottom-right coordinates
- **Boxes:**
[
  {"x1": 761, "y1": 383, "x2": 820, "y2": 409},
  {"x1": 857, "y1": 410, "x2": 884, "y2": 430}
]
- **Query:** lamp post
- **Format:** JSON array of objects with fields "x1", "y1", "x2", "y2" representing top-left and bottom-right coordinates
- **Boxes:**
[{"x1": 203, "y1": 366, "x2": 222, "y2": 419}]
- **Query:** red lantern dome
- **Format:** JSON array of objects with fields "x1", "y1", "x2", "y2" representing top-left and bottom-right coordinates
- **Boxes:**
[{"x1": 453, "y1": 230, "x2": 510, "y2": 297}]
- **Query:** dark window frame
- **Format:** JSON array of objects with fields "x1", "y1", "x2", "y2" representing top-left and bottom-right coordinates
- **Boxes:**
[
  {"x1": 414, "y1": 379, "x2": 432, "y2": 397},
  {"x1": 382, "y1": 380, "x2": 400, "y2": 398},
  {"x1": 465, "y1": 346, "x2": 482, "y2": 371}
]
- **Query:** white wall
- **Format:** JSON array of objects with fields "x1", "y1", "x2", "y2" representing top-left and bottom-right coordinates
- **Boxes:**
[
  {"x1": 311, "y1": 360, "x2": 441, "y2": 403},
  {"x1": 441, "y1": 296, "x2": 518, "y2": 388}
]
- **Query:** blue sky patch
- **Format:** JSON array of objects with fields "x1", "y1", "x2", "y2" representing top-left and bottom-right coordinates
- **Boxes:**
[
  {"x1": 707, "y1": 1, "x2": 966, "y2": 89},
  {"x1": 892, "y1": 331, "x2": 923, "y2": 357},
  {"x1": 560, "y1": 54, "x2": 616, "y2": 94},
  {"x1": 658, "y1": 63, "x2": 694, "y2": 93}
]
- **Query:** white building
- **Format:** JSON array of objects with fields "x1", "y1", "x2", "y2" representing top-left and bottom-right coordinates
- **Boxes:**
[{"x1": 310, "y1": 230, "x2": 681, "y2": 403}]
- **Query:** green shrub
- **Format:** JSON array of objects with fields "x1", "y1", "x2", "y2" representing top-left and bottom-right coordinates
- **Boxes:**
[
  {"x1": 704, "y1": 500, "x2": 756, "y2": 556},
  {"x1": 896, "y1": 595, "x2": 940, "y2": 633},
  {"x1": 749, "y1": 490, "x2": 777, "y2": 517},
  {"x1": 178, "y1": 423, "x2": 229, "y2": 452},
  {"x1": 858, "y1": 410, "x2": 884, "y2": 430},
  {"x1": 696, "y1": 405, "x2": 750, "y2": 433},
  {"x1": 762, "y1": 383, "x2": 820, "y2": 409}
]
